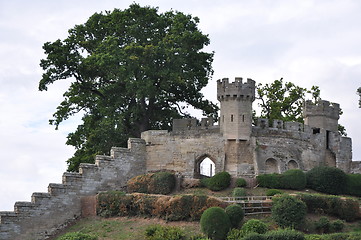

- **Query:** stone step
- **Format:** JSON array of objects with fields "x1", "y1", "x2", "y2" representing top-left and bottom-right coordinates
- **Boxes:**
[
  {"x1": 31, "y1": 192, "x2": 51, "y2": 205},
  {"x1": 48, "y1": 183, "x2": 67, "y2": 196},
  {"x1": 79, "y1": 163, "x2": 98, "y2": 175},
  {"x1": 62, "y1": 172, "x2": 82, "y2": 185},
  {"x1": 0, "y1": 211, "x2": 17, "y2": 224},
  {"x1": 14, "y1": 202, "x2": 36, "y2": 215}
]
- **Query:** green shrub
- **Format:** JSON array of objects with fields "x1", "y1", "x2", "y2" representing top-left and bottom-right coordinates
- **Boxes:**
[
  {"x1": 200, "y1": 207, "x2": 231, "y2": 240},
  {"x1": 256, "y1": 174, "x2": 282, "y2": 189},
  {"x1": 145, "y1": 224, "x2": 186, "y2": 240},
  {"x1": 346, "y1": 174, "x2": 361, "y2": 197},
  {"x1": 306, "y1": 166, "x2": 347, "y2": 195},
  {"x1": 315, "y1": 217, "x2": 331, "y2": 234},
  {"x1": 264, "y1": 229, "x2": 304, "y2": 240},
  {"x1": 225, "y1": 204, "x2": 244, "y2": 228},
  {"x1": 272, "y1": 195, "x2": 307, "y2": 228},
  {"x1": 232, "y1": 187, "x2": 247, "y2": 197},
  {"x1": 242, "y1": 232, "x2": 266, "y2": 240},
  {"x1": 203, "y1": 172, "x2": 231, "y2": 191},
  {"x1": 241, "y1": 219, "x2": 268, "y2": 234},
  {"x1": 297, "y1": 193, "x2": 360, "y2": 222},
  {"x1": 226, "y1": 228, "x2": 244, "y2": 240},
  {"x1": 57, "y1": 232, "x2": 98, "y2": 240},
  {"x1": 281, "y1": 169, "x2": 306, "y2": 190},
  {"x1": 304, "y1": 234, "x2": 325, "y2": 240},
  {"x1": 127, "y1": 172, "x2": 176, "y2": 195},
  {"x1": 236, "y1": 178, "x2": 247, "y2": 187},
  {"x1": 265, "y1": 189, "x2": 283, "y2": 196},
  {"x1": 331, "y1": 220, "x2": 344, "y2": 233}
]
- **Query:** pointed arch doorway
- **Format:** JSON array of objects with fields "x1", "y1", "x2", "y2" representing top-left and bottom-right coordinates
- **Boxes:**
[{"x1": 195, "y1": 155, "x2": 215, "y2": 178}]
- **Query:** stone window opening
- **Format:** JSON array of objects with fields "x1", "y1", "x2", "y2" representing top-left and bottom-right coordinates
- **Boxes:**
[
  {"x1": 231, "y1": 114, "x2": 234, "y2": 122},
  {"x1": 287, "y1": 160, "x2": 299, "y2": 169},
  {"x1": 265, "y1": 158, "x2": 279, "y2": 174},
  {"x1": 195, "y1": 156, "x2": 216, "y2": 178}
]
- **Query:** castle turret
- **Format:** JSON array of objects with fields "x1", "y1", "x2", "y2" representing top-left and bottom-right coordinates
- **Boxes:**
[
  {"x1": 217, "y1": 77, "x2": 256, "y2": 140},
  {"x1": 303, "y1": 100, "x2": 340, "y2": 132}
]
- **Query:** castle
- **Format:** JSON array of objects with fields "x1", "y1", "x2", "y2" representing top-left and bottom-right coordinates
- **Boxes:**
[{"x1": 1, "y1": 77, "x2": 360, "y2": 239}]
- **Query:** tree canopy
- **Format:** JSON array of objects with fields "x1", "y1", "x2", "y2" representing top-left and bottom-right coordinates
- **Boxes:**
[
  {"x1": 358, "y1": 87, "x2": 361, "y2": 108},
  {"x1": 255, "y1": 79, "x2": 346, "y2": 136},
  {"x1": 39, "y1": 4, "x2": 218, "y2": 171},
  {"x1": 255, "y1": 78, "x2": 320, "y2": 123}
]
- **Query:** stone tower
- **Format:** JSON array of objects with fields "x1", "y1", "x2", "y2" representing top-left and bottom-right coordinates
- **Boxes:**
[
  {"x1": 217, "y1": 77, "x2": 256, "y2": 140},
  {"x1": 303, "y1": 100, "x2": 340, "y2": 132}
]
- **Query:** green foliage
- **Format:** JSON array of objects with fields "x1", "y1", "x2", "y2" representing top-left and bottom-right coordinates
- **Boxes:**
[
  {"x1": 346, "y1": 174, "x2": 361, "y2": 196},
  {"x1": 306, "y1": 166, "x2": 347, "y2": 195},
  {"x1": 358, "y1": 87, "x2": 361, "y2": 108},
  {"x1": 272, "y1": 195, "x2": 307, "y2": 228},
  {"x1": 281, "y1": 169, "x2": 306, "y2": 190},
  {"x1": 256, "y1": 174, "x2": 282, "y2": 189},
  {"x1": 57, "y1": 232, "x2": 97, "y2": 240},
  {"x1": 297, "y1": 193, "x2": 360, "y2": 222},
  {"x1": 127, "y1": 172, "x2": 175, "y2": 195},
  {"x1": 242, "y1": 232, "x2": 266, "y2": 240},
  {"x1": 255, "y1": 78, "x2": 320, "y2": 123},
  {"x1": 232, "y1": 187, "x2": 247, "y2": 197},
  {"x1": 331, "y1": 220, "x2": 345, "y2": 232},
  {"x1": 226, "y1": 228, "x2": 244, "y2": 240},
  {"x1": 236, "y1": 178, "x2": 247, "y2": 187},
  {"x1": 225, "y1": 204, "x2": 244, "y2": 228},
  {"x1": 203, "y1": 172, "x2": 231, "y2": 191},
  {"x1": 265, "y1": 189, "x2": 283, "y2": 196},
  {"x1": 200, "y1": 207, "x2": 231, "y2": 240},
  {"x1": 257, "y1": 169, "x2": 306, "y2": 190},
  {"x1": 241, "y1": 219, "x2": 268, "y2": 234},
  {"x1": 264, "y1": 229, "x2": 304, "y2": 240},
  {"x1": 39, "y1": 3, "x2": 218, "y2": 172},
  {"x1": 148, "y1": 172, "x2": 176, "y2": 195},
  {"x1": 314, "y1": 217, "x2": 331, "y2": 234},
  {"x1": 145, "y1": 225, "x2": 186, "y2": 240},
  {"x1": 97, "y1": 192, "x2": 226, "y2": 221}
]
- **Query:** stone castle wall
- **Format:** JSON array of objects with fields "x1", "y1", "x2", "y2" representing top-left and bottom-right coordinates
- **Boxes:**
[{"x1": 0, "y1": 139, "x2": 146, "y2": 240}]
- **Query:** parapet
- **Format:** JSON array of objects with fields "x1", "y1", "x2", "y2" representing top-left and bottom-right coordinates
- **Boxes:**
[
  {"x1": 256, "y1": 118, "x2": 304, "y2": 132},
  {"x1": 303, "y1": 100, "x2": 340, "y2": 120},
  {"x1": 172, "y1": 117, "x2": 216, "y2": 132},
  {"x1": 217, "y1": 77, "x2": 256, "y2": 101}
]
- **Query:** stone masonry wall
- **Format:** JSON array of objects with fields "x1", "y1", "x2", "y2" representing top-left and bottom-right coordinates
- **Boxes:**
[
  {"x1": 142, "y1": 129, "x2": 225, "y2": 178},
  {"x1": 0, "y1": 138, "x2": 146, "y2": 240}
]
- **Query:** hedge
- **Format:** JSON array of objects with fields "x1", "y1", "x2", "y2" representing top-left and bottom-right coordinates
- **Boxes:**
[
  {"x1": 272, "y1": 195, "x2": 307, "y2": 229},
  {"x1": 256, "y1": 169, "x2": 306, "y2": 190},
  {"x1": 346, "y1": 173, "x2": 361, "y2": 197},
  {"x1": 306, "y1": 166, "x2": 347, "y2": 195},
  {"x1": 97, "y1": 191, "x2": 227, "y2": 221},
  {"x1": 296, "y1": 193, "x2": 360, "y2": 222},
  {"x1": 127, "y1": 172, "x2": 176, "y2": 195}
]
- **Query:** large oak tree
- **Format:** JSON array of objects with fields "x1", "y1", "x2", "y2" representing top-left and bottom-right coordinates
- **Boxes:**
[{"x1": 39, "y1": 4, "x2": 218, "y2": 171}]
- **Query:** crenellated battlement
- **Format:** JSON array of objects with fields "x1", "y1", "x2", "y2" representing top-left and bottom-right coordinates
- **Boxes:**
[
  {"x1": 217, "y1": 77, "x2": 256, "y2": 101},
  {"x1": 304, "y1": 100, "x2": 340, "y2": 120}
]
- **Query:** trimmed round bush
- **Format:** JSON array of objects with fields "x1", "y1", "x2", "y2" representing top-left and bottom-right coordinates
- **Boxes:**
[
  {"x1": 281, "y1": 169, "x2": 306, "y2": 190},
  {"x1": 265, "y1": 189, "x2": 283, "y2": 196},
  {"x1": 57, "y1": 232, "x2": 98, "y2": 240},
  {"x1": 236, "y1": 178, "x2": 247, "y2": 187},
  {"x1": 306, "y1": 166, "x2": 347, "y2": 195},
  {"x1": 204, "y1": 172, "x2": 231, "y2": 191},
  {"x1": 225, "y1": 204, "x2": 244, "y2": 228},
  {"x1": 232, "y1": 187, "x2": 247, "y2": 197},
  {"x1": 272, "y1": 195, "x2": 307, "y2": 228},
  {"x1": 200, "y1": 207, "x2": 231, "y2": 240},
  {"x1": 241, "y1": 219, "x2": 268, "y2": 234}
]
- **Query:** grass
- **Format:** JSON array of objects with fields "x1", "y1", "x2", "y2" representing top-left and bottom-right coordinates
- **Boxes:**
[{"x1": 52, "y1": 217, "x2": 201, "y2": 240}]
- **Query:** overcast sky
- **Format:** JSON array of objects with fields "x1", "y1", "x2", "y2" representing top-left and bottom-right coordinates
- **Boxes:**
[{"x1": 0, "y1": 0, "x2": 360, "y2": 210}]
